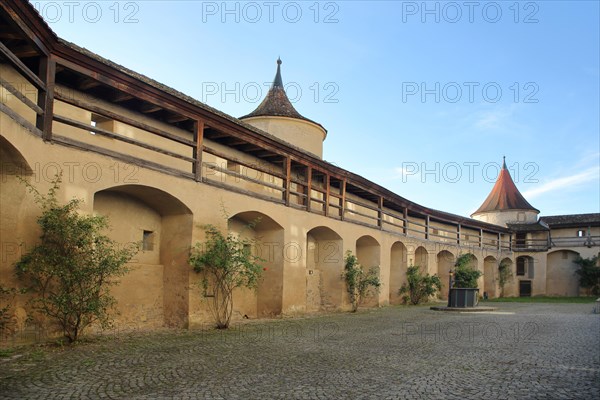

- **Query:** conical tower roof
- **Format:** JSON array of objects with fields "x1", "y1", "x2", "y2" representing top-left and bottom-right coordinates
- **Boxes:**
[
  {"x1": 240, "y1": 58, "x2": 324, "y2": 130},
  {"x1": 473, "y1": 157, "x2": 539, "y2": 215}
]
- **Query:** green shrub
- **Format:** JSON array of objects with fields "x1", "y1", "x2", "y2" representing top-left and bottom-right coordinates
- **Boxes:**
[
  {"x1": 574, "y1": 255, "x2": 600, "y2": 295},
  {"x1": 189, "y1": 224, "x2": 264, "y2": 329},
  {"x1": 453, "y1": 254, "x2": 482, "y2": 288},
  {"x1": 15, "y1": 175, "x2": 138, "y2": 343},
  {"x1": 343, "y1": 251, "x2": 381, "y2": 312},
  {"x1": 399, "y1": 265, "x2": 442, "y2": 305}
]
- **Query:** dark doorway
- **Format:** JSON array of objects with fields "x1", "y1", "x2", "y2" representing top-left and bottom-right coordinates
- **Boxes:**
[{"x1": 519, "y1": 280, "x2": 532, "y2": 297}]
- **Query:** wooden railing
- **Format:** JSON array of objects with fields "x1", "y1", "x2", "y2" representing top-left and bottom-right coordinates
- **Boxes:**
[{"x1": 1, "y1": 35, "x2": 512, "y2": 253}]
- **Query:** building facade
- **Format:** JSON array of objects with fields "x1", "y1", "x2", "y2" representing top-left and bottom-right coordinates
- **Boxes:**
[{"x1": 1, "y1": 1, "x2": 598, "y2": 339}]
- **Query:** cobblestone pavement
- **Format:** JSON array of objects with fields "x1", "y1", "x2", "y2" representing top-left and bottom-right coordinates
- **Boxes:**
[{"x1": 1, "y1": 303, "x2": 599, "y2": 399}]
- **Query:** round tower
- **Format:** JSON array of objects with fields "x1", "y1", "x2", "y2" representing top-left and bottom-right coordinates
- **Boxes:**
[
  {"x1": 240, "y1": 58, "x2": 327, "y2": 158},
  {"x1": 471, "y1": 157, "x2": 540, "y2": 227}
]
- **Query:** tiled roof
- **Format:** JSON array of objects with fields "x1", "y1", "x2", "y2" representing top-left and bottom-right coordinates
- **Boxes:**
[
  {"x1": 240, "y1": 59, "x2": 326, "y2": 131},
  {"x1": 507, "y1": 221, "x2": 549, "y2": 232},
  {"x1": 473, "y1": 158, "x2": 539, "y2": 215},
  {"x1": 540, "y1": 213, "x2": 600, "y2": 228}
]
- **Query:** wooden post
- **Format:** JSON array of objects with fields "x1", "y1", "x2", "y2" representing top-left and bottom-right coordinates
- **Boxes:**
[
  {"x1": 37, "y1": 57, "x2": 55, "y2": 141},
  {"x1": 425, "y1": 215, "x2": 430, "y2": 240},
  {"x1": 457, "y1": 224, "x2": 461, "y2": 245},
  {"x1": 340, "y1": 179, "x2": 347, "y2": 220},
  {"x1": 306, "y1": 166, "x2": 312, "y2": 211},
  {"x1": 324, "y1": 174, "x2": 330, "y2": 217},
  {"x1": 192, "y1": 120, "x2": 204, "y2": 181},
  {"x1": 378, "y1": 196, "x2": 384, "y2": 229},
  {"x1": 403, "y1": 207, "x2": 408, "y2": 235},
  {"x1": 284, "y1": 157, "x2": 291, "y2": 206},
  {"x1": 479, "y1": 228, "x2": 483, "y2": 248}
]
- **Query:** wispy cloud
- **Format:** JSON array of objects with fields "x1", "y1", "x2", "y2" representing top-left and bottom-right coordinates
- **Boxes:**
[
  {"x1": 473, "y1": 104, "x2": 518, "y2": 131},
  {"x1": 523, "y1": 166, "x2": 599, "y2": 199}
]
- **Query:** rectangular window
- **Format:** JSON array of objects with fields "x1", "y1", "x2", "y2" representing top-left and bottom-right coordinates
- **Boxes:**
[
  {"x1": 142, "y1": 230, "x2": 154, "y2": 251},
  {"x1": 577, "y1": 229, "x2": 585, "y2": 237},
  {"x1": 516, "y1": 259, "x2": 526, "y2": 276}
]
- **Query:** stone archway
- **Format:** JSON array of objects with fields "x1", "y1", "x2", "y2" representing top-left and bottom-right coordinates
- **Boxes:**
[
  {"x1": 414, "y1": 246, "x2": 429, "y2": 270},
  {"x1": 228, "y1": 211, "x2": 284, "y2": 318},
  {"x1": 546, "y1": 250, "x2": 580, "y2": 296},
  {"x1": 389, "y1": 241, "x2": 408, "y2": 305},
  {"x1": 437, "y1": 250, "x2": 455, "y2": 299},
  {"x1": 306, "y1": 226, "x2": 343, "y2": 311},
  {"x1": 356, "y1": 235, "x2": 381, "y2": 307},
  {"x1": 484, "y1": 256, "x2": 498, "y2": 298},
  {"x1": 94, "y1": 185, "x2": 193, "y2": 328}
]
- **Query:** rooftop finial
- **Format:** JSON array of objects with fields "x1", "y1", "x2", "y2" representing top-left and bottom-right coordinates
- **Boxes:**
[
  {"x1": 273, "y1": 57, "x2": 283, "y2": 88},
  {"x1": 502, "y1": 156, "x2": 507, "y2": 169}
]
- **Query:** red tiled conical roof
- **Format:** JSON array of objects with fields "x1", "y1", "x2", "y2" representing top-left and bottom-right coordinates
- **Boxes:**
[{"x1": 473, "y1": 158, "x2": 539, "y2": 215}]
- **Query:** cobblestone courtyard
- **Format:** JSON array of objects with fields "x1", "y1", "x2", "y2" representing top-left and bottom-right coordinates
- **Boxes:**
[{"x1": 1, "y1": 303, "x2": 599, "y2": 399}]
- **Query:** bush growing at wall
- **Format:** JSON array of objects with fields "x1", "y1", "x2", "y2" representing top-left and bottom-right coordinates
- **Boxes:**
[
  {"x1": 189, "y1": 224, "x2": 264, "y2": 329},
  {"x1": 574, "y1": 255, "x2": 600, "y2": 295},
  {"x1": 399, "y1": 265, "x2": 442, "y2": 305},
  {"x1": 343, "y1": 251, "x2": 381, "y2": 312},
  {"x1": 453, "y1": 253, "x2": 482, "y2": 288},
  {"x1": 15, "y1": 175, "x2": 138, "y2": 343},
  {"x1": 0, "y1": 285, "x2": 18, "y2": 337}
]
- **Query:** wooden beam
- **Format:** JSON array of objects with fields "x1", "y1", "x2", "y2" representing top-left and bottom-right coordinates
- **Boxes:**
[
  {"x1": 0, "y1": 40, "x2": 45, "y2": 89},
  {"x1": 140, "y1": 103, "x2": 162, "y2": 114},
  {"x1": 0, "y1": 75, "x2": 43, "y2": 114},
  {"x1": 284, "y1": 157, "x2": 291, "y2": 206},
  {"x1": 78, "y1": 79, "x2": 101, "y2": 91},
  {"x1": 479, "y1": 228, "x2": 483, "y2": 248},
  {"x1": 12, "y1": 45, "x2": 38, "y2": 58},
  {"x1": 403, "y1": 208, "x2": 408, "y2": 234},
  {"x1": 112, "y1": 91, "x2": 134, "y2": 103},
  {"x1": 324, "y1": 174, "x2": 330, "y2": 217},
  {"x1": 0, "y1": 101, "x2": 43, "y2": 137},
  {"x1": 425, "y1": 215, "x2": 430, "y2": 240},
  {"x1": 166, "y1": 114, "x2": 189, "y2": 123},
  {"x1": 0, "y1": 31, "x2": 22, "y2": 40},
  {"x1": 54, "y1": 92, "x2": 195, "y2": 147},
  {"x1": 306, "y1": 166, "x2": 312, "y2": 211},
  {"x1": 36, "y1": 57, "x2": 55, "y2": 141},
  {"x1": 193, "y1": 119, "x2": 205, "y2": 182},
  {"x1": 0, "y1": 1, "x2": 52, "y2": 55},
  {"x1": 54, "y1": 114, "x2": 196, "y2": 163},
  {"x1": 378, "y1": 196, "x2": 384, "y2": 229},
  {"x1": 457, "y1": 224, "x2": 461, "y2": 245},
  {"x1": 53, "y1": 134, "x2": 193, "y2": 181},
  {"x1": 341, "y1": 179, "x2": 347, "y2": 220}
]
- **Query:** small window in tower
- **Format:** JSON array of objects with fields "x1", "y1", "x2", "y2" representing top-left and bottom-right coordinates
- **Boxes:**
[
  {"x1": 431, "y1": 228, "x2": 439, "y2": 236},
  {"x1": 577, "y1": 230, "x2": 585, "y2": 237},
  {"x1": 142, "y1": 230, "x2": 155, "y2": 251}
]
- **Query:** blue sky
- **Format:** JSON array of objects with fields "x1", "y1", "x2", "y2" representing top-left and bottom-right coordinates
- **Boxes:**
[{"x1": 33, "y1": 0, "x2": 599, "y2": 217}]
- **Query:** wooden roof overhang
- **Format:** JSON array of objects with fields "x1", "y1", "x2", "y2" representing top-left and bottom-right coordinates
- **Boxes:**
[{"x1": 0, "y1": 0, "x2": 510, "y2": 236}]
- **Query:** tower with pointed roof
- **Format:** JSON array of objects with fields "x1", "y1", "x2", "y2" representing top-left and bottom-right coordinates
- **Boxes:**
[
  {"x1": 471, "y1": 157, "x2": 540, "y2": 227},
  {"x1": 240, "y1": 58, "x2": 327, "y2": 158}
]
